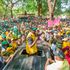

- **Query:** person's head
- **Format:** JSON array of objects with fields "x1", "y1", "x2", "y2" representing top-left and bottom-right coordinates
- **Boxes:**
[
  {"x1": 21, "y1": 34, "x2": 26, "y2": 42},
  {"x1": 7, "y1": 29, "x2": 10, "y2": 32},
  {"x1": 54, "y1": 51, "x2": 65, "y2": 61},
  {"x1": 31, "y1": 27, "x2": 37, "y2": 34},
  {"x1": 52, "y1": 41, "x2": 56, "y2": 44},
  {"x1": 16, "y1": 38, "x2": 21, "y2": 46}
]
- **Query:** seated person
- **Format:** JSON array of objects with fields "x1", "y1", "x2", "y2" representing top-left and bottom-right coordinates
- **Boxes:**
[{"x1": 45, "y1": 50, "x2": 69, "y2": 70}]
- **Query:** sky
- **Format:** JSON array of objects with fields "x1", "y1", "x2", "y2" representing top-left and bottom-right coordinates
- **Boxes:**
[
  {"x1": 61, "y1": 0, "x2": 70, "y2": 12},
  {"x1": 12, "y1": 0, "x2": 70, "y2": 13}
]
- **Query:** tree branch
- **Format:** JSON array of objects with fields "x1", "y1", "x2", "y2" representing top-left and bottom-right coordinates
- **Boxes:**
[
  {"x1": 52, "y1": 0, "x2": 57, "y2": 13},
  {"x1": 47, "y1": 0, "x2": 53, "y2": 14},
  {"x1": 12, "y1": 0, "x2": 20, "y2": 5}
]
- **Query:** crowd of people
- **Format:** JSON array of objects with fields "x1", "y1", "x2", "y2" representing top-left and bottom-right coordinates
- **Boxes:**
[{"x1": 0, "y1": 16, "x2": 70, "y2": 70}]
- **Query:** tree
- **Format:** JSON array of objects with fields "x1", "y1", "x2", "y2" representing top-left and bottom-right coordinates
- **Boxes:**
[
  {"x1": 54, "y1": 0, "x2": 62, "y2": 16},
  {"x1": 0, "y1": 0, "x2": 70, "y2": 18},
  {"x1": 8, "y1": 0, "x2": 20, "y2": 18},
  {"x1": 47, "y1": 0, "x2": 57, "y2": 20},
  {"x1": 0, "y1": 0, "x2": 9, "y2": 18},
  {"x1": 42, "y1": 0, "x2": 48, "y2": 16},
  {"x1": 0, "y1": 0, "x2": 21, "y2": 18},
  {"x1": 36, "y1": 0, "x2": 42, "y2": 16}
]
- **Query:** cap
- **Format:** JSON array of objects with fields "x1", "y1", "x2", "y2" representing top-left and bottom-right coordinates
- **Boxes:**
[
  {"x1": 1, "y1": 34, "x2": 6, "y2": 38},
  {"x1": 31, "y1": 27, "x2": 37, "y2": 31},
  {"x1": 55, "y1": 50, "x2": 65, "y2": 59}
]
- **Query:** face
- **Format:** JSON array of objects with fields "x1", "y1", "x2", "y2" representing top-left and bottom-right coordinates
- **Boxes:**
[
  {"x1": 17, "y1": 39, "x2": 21, "y2": 45},
  {"x1": 54, "y1": 56, "x2": 61, "y2": 61},
  {"x1": 21, "y1": 35, "x2": 25, "y2": 42},
  {"x1": 32, "y1": 30, "x2": 36, "y2": 34}
]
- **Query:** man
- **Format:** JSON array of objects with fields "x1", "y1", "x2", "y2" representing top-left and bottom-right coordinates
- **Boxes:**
[
  {"x1": 26, "y1": 27, "x2": 38, "y2": 55},
  {"x1": 45, "y1": 50, "x2": 69, "y2": 70}
]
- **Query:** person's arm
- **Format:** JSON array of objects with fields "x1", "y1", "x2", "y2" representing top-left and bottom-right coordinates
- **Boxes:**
[
  {"x1": 44, "y1": 58, "x2": 54, "y2": 70},
  {"x1": 5, "y1": 54, "x2": 14, "y2": 63},
  {"x1": 28, "y1": 37, "x2": 38, "y2": 48},
  {"x1": 44, "y1": 59, "x2": 49, "y2": 70}
]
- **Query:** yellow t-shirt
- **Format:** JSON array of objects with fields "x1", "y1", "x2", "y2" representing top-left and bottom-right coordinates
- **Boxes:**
[
  {"x1": 62, "y1": 41, "x2": 70, "y2": 55},
  {"x1": 26, "y1": 32, "x2": 38, "y2": 55},
  {"x1": 0, "y1": 35, "x2": 2, "y2": 40},
  {"x1": 62, "y1": 41, "x2": 70, "y2": 48},
  {"x1": 11, "y1": 41, "x2": 18, "y2": 50},
  {"x1": 5, "y1": 31, "x2": 9, "y2": 36}
]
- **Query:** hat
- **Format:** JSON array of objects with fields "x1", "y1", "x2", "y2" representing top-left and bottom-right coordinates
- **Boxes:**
[
  {"x1": 31, "y1": 27, "x2": 37, "y2": 31},
  {"x1": 2, "y1": 40, "x2": 8, "y2": 45},
  {"x1": 55, "y1": 51, "x2": 65, "y2": 59},
  {"x1": 1, "y1": 34, "x2": 6, "y2": 38},
  {"x1": 66, "y1": 31, "x2": 70, "y2": 34}
]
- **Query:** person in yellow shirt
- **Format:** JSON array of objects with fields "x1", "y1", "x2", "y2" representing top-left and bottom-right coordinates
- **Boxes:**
[
  {"x1": 5, "y1": 30, "x2": 10, "y2": 36},
  {"x1": 11, "y1": 39, "x2": 18, "y2": 51},
  {"x1": 26, "y1": 27, "x2": 38, "y2": 55},
  {"x1": 0, "y1": 35, "x2": 2, "y2": 41}
]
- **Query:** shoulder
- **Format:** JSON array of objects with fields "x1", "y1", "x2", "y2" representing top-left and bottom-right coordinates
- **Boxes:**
[
  {"x1": 27, "y1": 32, "x2": 33, "y2": 38},
  {"x1": 46, "y1": 62, "x2": 56, "y2": 70},
  {"x1": 27, "y1": 32, "x2": 35, "y2": 39}
]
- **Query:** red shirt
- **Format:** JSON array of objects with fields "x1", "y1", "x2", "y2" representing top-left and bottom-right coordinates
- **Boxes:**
[{"x1": 62, "y1": 46, "x2": 70, "y2": 64}]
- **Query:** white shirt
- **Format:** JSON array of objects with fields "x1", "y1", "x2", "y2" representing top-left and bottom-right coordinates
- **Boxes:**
[
  {"x1": 46, "y1": 60, "x2": 63, "y2": 70},
  {"x1": 51, "y1": 44, "x2": 56, "y2": 54},
  {"x1": 45, "y1": 33, "x2": 50, "y2": 41}
]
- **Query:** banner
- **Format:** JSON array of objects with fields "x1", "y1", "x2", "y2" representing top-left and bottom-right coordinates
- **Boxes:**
[{"x1": 48, "y1": 18, "x2": 60, "y2": 27}]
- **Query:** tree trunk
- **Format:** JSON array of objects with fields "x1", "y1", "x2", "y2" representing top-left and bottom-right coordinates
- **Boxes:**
[
  {"x1": 11, "y1": 8, "x2": 13, "y2": 18},
  {"x1": 4, "y1": 9, "x2": 7, "y2": 19},
  {"x1": 47, "y1": 0, "x2": 57, "y2": 20},
  {"x1": 11, "y1": 0, "x2": 13, "y2": 18},
  {"x1": 38, "y1": 0, "x2": 42, "y2": 16}
]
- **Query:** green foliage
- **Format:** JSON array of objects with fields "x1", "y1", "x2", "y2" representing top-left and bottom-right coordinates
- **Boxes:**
[
  {"x1": 0, "y1": 0, "x2": 70, "y2": 17},
  {"x1": 54, "y1": 0, "x2": 62, "y2": 16},
  {"x1": 42, "y1": 0, "x2": 48, "y2": 16},
  {"x1": 64, "y1": 8, "x2": 70, "y2": 16}
]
